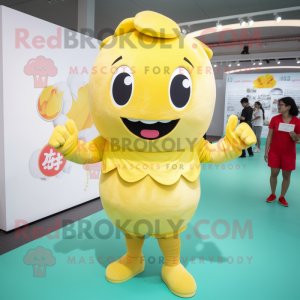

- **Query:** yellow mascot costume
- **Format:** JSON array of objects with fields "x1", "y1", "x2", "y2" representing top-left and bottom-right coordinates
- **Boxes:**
[{"x1": 48, "y1": 11, "x2": 256, "y2": 298}]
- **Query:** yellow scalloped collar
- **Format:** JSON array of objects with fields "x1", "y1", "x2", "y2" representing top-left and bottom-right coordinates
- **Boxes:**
[{"x1": 101, "y1": 138, "x2": 207, "y2": 185}]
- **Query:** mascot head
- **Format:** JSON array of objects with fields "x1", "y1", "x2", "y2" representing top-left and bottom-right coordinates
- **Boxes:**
[{"x1": 89, "y1": 11, "x2": 216, "y2": 152}]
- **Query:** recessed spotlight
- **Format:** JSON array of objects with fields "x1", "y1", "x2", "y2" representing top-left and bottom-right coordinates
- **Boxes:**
[
  {"x1": 274, "y1": 14, "x2": 281, "y2": 22},
  {"x1": 276, "y1": 59, "x2": 280, "y2": 64},
  {"x1": 259, "y1": 60, "x2": 263, "y2": 65},
  {"x1": 239, "y1": 18, "x2": 246, "y2": 27},
  {"x1": 216, "y1": 21, "x2": 222, "y2": 30},
  {"x1": 247, "y1": 17, "x2": 254, "y2": 26}
]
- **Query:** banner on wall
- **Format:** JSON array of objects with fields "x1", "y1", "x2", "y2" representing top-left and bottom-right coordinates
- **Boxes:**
[
  {"x1": 224, "y1": 73, "x2": 300, "y2": 137},
  {"x1": 0, "y1": 6, "x2": 102, "y2": 231}
]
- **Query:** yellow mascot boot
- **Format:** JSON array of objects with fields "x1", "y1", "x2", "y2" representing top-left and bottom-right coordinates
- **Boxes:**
[
  {"x1": 158, "y1": 235, "x2": 196, "y2": 298},
  {"x1": 106, "y1": 233, "x2": 145, "y2": 283}
]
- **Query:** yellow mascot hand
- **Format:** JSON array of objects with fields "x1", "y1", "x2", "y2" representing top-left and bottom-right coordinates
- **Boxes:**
[
  {"x1": 48, "y1": 119, "x2": 78, "y2": 158},
  {"x1": 208, "y1": 115, "x2": 257, "y2": 165},
  {"x1": 232, "y1": 117, "x2": 257, "y2": 149}
]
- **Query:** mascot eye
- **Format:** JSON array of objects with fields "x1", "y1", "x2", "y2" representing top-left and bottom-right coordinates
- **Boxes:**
[
  {"x1": 110, "y1": 65, "x2": 134, "y2": 107},
  {"x1": 169, "y1": 67, "x2": 192, "y2": 110}
]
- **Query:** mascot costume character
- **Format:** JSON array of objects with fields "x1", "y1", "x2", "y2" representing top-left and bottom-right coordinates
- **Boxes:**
[{"x1": 48, "y1": 11, "x2": 256, "y2": 298}]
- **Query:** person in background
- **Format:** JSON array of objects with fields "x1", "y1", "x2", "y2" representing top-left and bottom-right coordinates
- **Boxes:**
[
  {"x1": 238, "y1": 97, "x2": 254, "y2": 158},
  {"x1": 265, "y1": 97, "x2": 300, "y2": 207},
  {"x1": 251, "y1": 101, "x2": 265, "y2": 153}
]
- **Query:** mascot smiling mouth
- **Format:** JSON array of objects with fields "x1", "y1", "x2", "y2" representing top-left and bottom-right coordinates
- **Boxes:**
[{"x1": 121, "y1": 118, "x2": 180, "y2": 140}]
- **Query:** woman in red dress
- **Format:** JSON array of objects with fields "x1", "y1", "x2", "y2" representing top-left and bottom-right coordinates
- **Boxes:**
[{"x1": 265, "y1": 97, "x2": 300, "y2": 206}]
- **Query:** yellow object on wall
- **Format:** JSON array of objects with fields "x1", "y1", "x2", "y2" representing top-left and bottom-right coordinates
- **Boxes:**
[
  {"x1": 253, "y1": 74, "x2": 276, "y2": 88},
  {"x1": 38, "y1": 86, "x2": 63, "y2": 120}
]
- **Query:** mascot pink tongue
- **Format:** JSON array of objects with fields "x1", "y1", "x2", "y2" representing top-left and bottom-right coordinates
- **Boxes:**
[
  {"x1": 48, "y1": 10, "x2": 256, "y2": 298},
  {"x1": 141, "y1": 129, "x2": 159, "y2": 138}
]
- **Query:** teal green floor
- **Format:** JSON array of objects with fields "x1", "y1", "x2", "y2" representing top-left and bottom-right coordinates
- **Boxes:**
[{"x1": 1, "y1": 146, "x2": 300, "y2": 300}]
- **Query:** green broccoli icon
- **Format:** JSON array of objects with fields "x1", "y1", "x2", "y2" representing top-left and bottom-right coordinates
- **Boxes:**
[{"x1": 23, "y1": 246, "x2": 56, "y2": 277}]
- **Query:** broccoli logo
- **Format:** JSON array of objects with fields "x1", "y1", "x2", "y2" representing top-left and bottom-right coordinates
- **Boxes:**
[{"x1": 23, "y1": 246, "x2": 56, "y2": 277}]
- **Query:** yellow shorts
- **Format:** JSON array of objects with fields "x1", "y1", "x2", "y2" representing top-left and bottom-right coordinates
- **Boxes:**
[{"x1": 113, "y1": 222, "x2": 187, "y2": 239}]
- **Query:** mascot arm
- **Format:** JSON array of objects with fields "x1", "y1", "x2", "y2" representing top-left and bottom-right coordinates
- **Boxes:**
[
  {"x1": 48, "y1": 119, "x2": 105, "y2": 164},
  {"x1": 198, "y1": 116, "x2": 257, "y2": 164}
]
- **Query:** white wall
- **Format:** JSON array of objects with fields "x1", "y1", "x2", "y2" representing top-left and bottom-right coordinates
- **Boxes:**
[
  {"x1": 0, "y1": 6, "x2": 6, "y2": 231},
  {"x1": 0, "y1": 6, "x2": 101, "y2": 231}
]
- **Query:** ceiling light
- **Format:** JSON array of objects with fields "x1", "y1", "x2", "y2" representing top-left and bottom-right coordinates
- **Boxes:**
[
  {"x1": 216, "y1": 21, "x2": 222, "y2": 30},
  {"x1": 259, "y1": 60, "x2": 262, "y2": 65},
  {"x1": 247, "y1": 17, "x2": 254, "y2": 26},
  {"x1": 252, "y1": 60, "x2": 256, "y2": 65},
  {"x1": 274, "y1": 14, "x2": 281, "y2": 22},
  {"x1": 227, "y1": 61, "x2": 232, "y2": 67},
  {"x1": 266, "y1": 59, "x2": 270, "y2": 64},
  {"x1": 239, "y1": 18, "x2": 246, "y2": 27},
  {"x1": 276, "y1": 59, "x2": 280, "y2": 64},
  {"x1": 297, "y1": 58, "x2": 300, "y2": 64},
  {"x1": 181, "y1": 28, "x2": 187, "y2": 34},
  {"x1": 236, "y1": 61, "x2": 240, "y2": 66},
  {"x1": 214, "y1": 62, "x2": 218, "y2": 67}
]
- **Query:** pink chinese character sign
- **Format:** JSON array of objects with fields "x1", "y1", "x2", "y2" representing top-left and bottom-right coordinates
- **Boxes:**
[{"x1": 38, "y1": 145, "x2": 66, "y2": 177}]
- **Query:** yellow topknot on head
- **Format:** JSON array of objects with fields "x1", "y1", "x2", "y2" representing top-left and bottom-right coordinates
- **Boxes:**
[
  {"x1": 134, "y1": 11, "x2": 180, "y2": 38},
  {"x1": 100, "y1": 11, "x2": 182, "y2": 50}
]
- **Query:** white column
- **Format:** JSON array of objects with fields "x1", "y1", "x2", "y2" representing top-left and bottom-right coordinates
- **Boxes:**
[{"x1": 78, "y1": 0, "x2": 95, "y2": 37}]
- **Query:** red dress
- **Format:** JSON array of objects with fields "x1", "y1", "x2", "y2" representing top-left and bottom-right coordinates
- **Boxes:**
[{"x1": 268, "y1": 115, "x2": 300, "y2": 171}]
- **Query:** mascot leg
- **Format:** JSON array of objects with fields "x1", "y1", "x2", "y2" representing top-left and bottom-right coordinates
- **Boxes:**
[
  {"x1": 157, "y1": 234, "x2": 197, "y2": 298},
  {"x1": 106, "y1": 233, "x2": 145, "y2": 283}
]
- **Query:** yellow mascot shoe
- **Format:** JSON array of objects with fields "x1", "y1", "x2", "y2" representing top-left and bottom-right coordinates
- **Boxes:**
[
  {"x1": 161, "y1": 264, "x2": 197, "y2": 298},
  {"x1": 105, "y1": 254, "x2": 145, "y2": 283}
]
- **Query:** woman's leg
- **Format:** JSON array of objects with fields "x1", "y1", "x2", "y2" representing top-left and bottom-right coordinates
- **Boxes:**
[
  {"x1": 281, "y1": 170, "x2": 292, "y2": 197},
  {"x1": 257, "y1": 138, "x2": 261, "y2": 149},
  {"x1": 253, "y1": 127, "x2": 257, "y2": 147},
  {"x1": 157, "y1": 235, "x2": 196, "y2": 297},
  {"x1": 106, "y1": 233, "x2": 145, "y2": 283},
  {"x1": 270, "y1": 168, "x2": 280, "y2": 194}
]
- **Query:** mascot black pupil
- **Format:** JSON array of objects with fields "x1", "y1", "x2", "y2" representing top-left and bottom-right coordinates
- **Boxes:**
[
  {"x1": 170, "y1": 74, "x2": 190, "y2": 108},
  {"x1": 113, "y1": 73, "x2": 132, "y2": 106}
]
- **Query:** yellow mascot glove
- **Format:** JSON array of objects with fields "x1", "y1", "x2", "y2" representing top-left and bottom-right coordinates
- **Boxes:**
[
  {"x1": 48, "y1": 119, "x2": 104, "y2": 165},
  {"x1": 48, "y1": 119, "x2": 78, "y2": 158},
  {"x1": 210, "y1": 115, "x2": 257, "y2": 164}
]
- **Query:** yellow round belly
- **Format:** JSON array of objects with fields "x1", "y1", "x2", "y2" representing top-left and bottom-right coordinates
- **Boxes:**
[{"x1": 99, "y1": 169, "x2": 200, "y2": 236}]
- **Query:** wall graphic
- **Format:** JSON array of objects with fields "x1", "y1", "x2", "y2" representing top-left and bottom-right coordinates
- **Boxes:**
[
  {"x1": 0, "y1": 6, "x2": 102, "y2": 231},
  {"x1": 224, "y1": 73, "x2": 300, "y2": 138}
]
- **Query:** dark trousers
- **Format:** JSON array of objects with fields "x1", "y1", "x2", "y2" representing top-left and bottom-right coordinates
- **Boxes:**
[{"x1": 241, "y1": 147, "x2": 253, "y2": 157}]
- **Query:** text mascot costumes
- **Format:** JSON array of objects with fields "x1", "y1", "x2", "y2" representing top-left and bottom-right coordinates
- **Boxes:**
[{"x1": 48, "y1": 11, "x2": 256, "y2": 298}]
